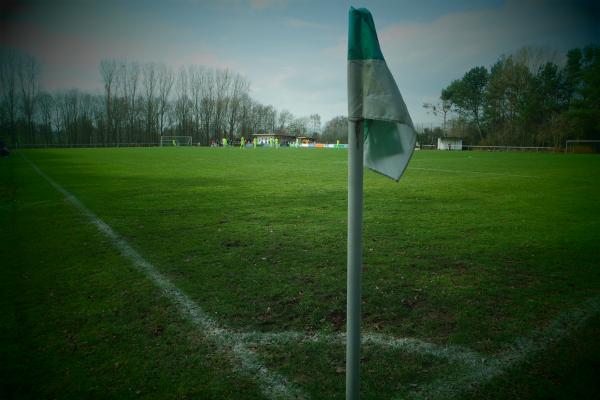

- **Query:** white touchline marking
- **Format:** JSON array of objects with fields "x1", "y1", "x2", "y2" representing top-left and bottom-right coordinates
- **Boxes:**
[
  {"x1": 400, "y1": 296, "x2": 600, "y2": 400},
  {"x1": 23, "y1": 154, "x2": 306, "y2": 400}
]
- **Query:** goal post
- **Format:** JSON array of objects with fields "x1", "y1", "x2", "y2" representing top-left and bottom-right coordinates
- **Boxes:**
[
  {"x1": 160, "y1": 136, "x2": 192, "y2": 147},
  {"x1": 565, "y1": 140, "x2": 600, "y2": 154}
]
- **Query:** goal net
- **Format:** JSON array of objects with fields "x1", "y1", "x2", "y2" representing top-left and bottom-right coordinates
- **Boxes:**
[
  {"x1": 565, "y1": 140, "x2": 600, "y2": 154},
  {"x1": 160, "y1": 136, "x2": 192, "y2": 147}
]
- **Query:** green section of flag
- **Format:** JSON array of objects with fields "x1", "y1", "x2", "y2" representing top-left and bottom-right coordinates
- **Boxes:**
[
  {"x1": 363, "y1": 120, "x2": 415, "y2": 181},
  {"x1": 348, "y1": 7, "x2": 384, "y2": 61},
  {"x1": 347, "y1": 7, "x2": 416, "y2": 181}
]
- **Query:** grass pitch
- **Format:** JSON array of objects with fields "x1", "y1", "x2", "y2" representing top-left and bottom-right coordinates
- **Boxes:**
[{"x1": 1, "y1": 147, "x2": 599, "y2": 399}]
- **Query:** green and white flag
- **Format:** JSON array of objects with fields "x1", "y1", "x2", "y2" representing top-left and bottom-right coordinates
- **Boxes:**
[{"x1": 348, "y1": 7, "x2": 416, "y2": 181}]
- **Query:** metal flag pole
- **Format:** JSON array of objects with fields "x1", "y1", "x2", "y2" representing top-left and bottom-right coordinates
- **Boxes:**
[{"x1": 346, "y1": 118, "x2": 364, "y2": 400}]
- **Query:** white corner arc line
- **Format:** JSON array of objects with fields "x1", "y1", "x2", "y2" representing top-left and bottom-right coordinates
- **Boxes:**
[
  {"x1": 236, "y1": 331, "x2": 485, "y2": 367},
  {"x1": 23, "y1": 154, "x2": 306, "y2": 400}
]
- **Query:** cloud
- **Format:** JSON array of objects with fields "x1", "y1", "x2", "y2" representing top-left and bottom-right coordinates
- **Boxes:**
[
  {"x1": 2, "y1": 0, "x2": 596, "y2": 126},
  {"x1": 245, "y1": 40, "x2": 347, "y2": 122},
  {"x1": 249, "y1": 0, "x2": 286, "y2": 10},
  {"x1": 0, "y1": 21, "x2": 112, "y2": 91},
  {"x1": 372, "y1": 0, "x2": 598, "y2": 124},
  {"x1": 282, "y1": 17, "x2": 330, "y2": 30},
  {"x1": 176, "y1": 52, "x2": 231, "y2": 69}
]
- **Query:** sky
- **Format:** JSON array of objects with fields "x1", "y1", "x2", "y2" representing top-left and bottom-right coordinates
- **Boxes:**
[{"x1": 1, "y1": 0, "x2": 598, "y2": 126}]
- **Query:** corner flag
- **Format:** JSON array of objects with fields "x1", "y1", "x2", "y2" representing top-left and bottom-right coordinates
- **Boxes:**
[
  {"x1": 346, "y1": 7, "x2": 416, "y2": 400},
  {"x1": 348, "y1": 7, "x2": 416, "y2": 181}
]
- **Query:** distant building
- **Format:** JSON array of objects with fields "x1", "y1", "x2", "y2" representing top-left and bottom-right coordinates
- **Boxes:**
[
  {"x1": 437, "y1": 137, "x2": 463, "y2": 151},
  {"x1": 297, "y1": 136, "x2": 316, "y2": 145},
  {"x1": 252, "y1": 133, "x2": 297, "y2": 146}
]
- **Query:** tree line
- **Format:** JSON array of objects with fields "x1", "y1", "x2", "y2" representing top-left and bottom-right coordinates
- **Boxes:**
[
  {"x1": 423, "y1": 45, "x2": 600, "y2": 148},
  {"x1": 0, "y1": 50, "x2": 323, "y2": 146},
  {"x1": 3, "y1": 45, "x2": 597, "y2": 148},
  {"x1": 316, "y1": 46, "x2": 600, "y2": 148}
]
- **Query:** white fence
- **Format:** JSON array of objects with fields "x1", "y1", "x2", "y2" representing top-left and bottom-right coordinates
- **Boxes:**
[
  {"x1": 16, "y1": 143, "x2": 160, "y2": 148},
  {"x1": 464, "y1": 145, "x2": 555, "y2": 152},
  {"x1": 417, "y1": 144, "x2": 555, "y2": 152}
]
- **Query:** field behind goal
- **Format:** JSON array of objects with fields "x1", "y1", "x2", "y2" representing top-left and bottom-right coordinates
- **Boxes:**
[{"x1": 2, "y1": 148, "x2": 599, "y2": 400}]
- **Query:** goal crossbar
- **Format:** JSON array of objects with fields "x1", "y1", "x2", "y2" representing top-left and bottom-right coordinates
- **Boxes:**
[{"x1": 565, "y1": 140, "x2": 600, "y2": 154}]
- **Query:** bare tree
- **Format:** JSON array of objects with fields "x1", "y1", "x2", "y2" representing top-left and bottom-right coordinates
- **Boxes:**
[
  {"x1": 156, "y1": 63, "x2": 174, "y2": 136},
  {"x1": 199, "y1": 68, "x2": 215, "y2": 144},
  {"x1": 266, "y1": 105, "x2": 277, "y2": 133},
  {"x1": 278, "y1": 109, "x2": 293, "y2": 133},
  {"x1": 227, "y1": 73, "x2": 250, "y2": 141},
  {"x1": 52, "y1": 91, "x2": 63, "y2": 138},
  {"x1": 309, "y1": 113, "x2": 321, "y2": 136},
  {"x1": 188, "y1": 65, "x2": 204, "y2": 144},
  {"x1": 100, "y1": 59, "x2": 117, "y2": 143},
  {"x1": 142, "y1": 62, "x2": 157, "y2": 142},
  {"x1": 249, "y1": 101, "x2": 261, "y2": 135},
  {"x1": 55, "y1": 89, "x2": 79, "y2": 144},
  {"x1": 423, "y1": 97, "x2": 451, "y2": 135},
  {"x1": 78, "y1": 92, "x2": 95, "y2": 144},
  {"x1": 321, "y1": 116, "x2": 348, "y2": 143},
  {"x1": 10, "y1": 55, "x2": 329, "y2": 147},
  {"x1": 121, "y1": 61, "x2": 140, "y2": 142},
  {"x1": 290, "y1": 116, "x2": 309, "y2": 136},
  {"x1": 213, "y1": 68, "x2": 231, "y2": 141},
  {"x1": 87, "y1": 94, "x2": 104, "y2": 144},
  {"x1": 18, "y1": 53, "x2": 40, "y2": 143},
  {"x1": 37, "y1": 91, "x2": 54, "y2": 144},
  {"x1": 238, "y1": 93, "x2": 252, "y2": 139},
  {"x1": 175, "y1": 66, "x2": 192, "y2": 136},
  {"x1": 0, "y1": 49, "x2": 19, "y2": 144}
]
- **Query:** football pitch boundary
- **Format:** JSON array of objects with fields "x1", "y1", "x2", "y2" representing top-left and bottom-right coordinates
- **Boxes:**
[{"x1": 21, "y1": 152, "x2": 599, "y2": 399}]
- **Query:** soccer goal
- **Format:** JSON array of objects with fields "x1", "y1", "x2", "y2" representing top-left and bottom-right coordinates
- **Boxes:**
[
  {"x1": 160, "y1": 136, "x2": 192, "y2": 147},
  {"x1": 565, "y1": 140, "x2": 600, "y2": 154}
]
